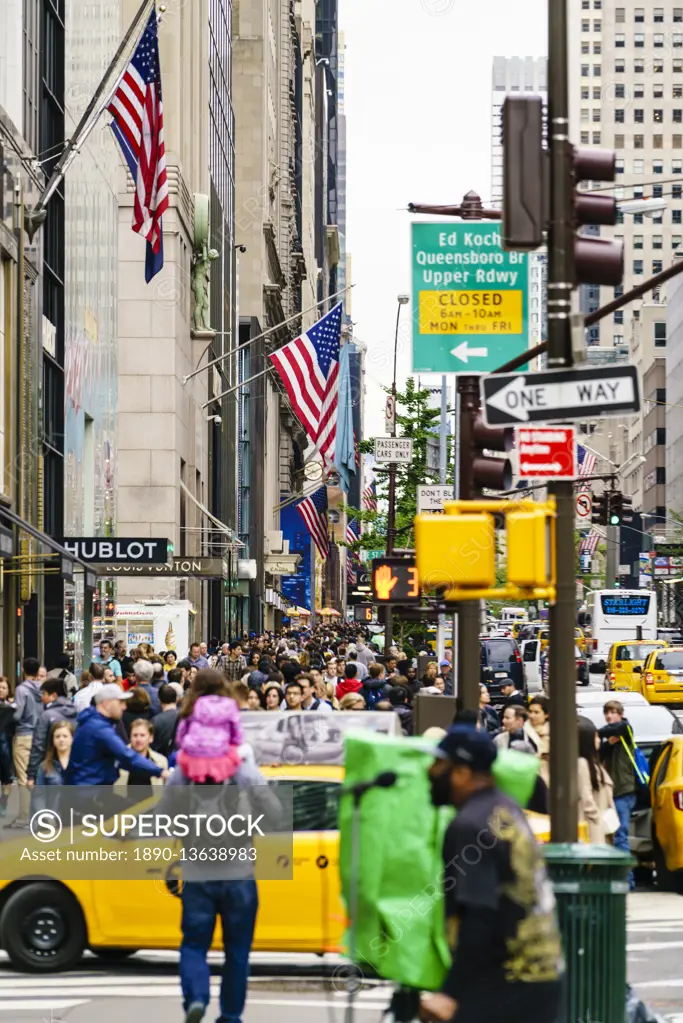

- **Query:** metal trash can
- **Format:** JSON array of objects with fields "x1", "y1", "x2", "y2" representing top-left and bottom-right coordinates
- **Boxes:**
[{"x1": 544, "y1": 843, "x2": 633, "y2": 1023}]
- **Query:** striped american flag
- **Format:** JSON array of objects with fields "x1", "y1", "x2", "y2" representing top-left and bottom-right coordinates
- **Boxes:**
[
  {"x1": 580, "y1": 528, "x2": 601, "y2": 557},
  {"x1": 577, "y1": 444, "x2": 597, "y2": 493},
  {"x1": 270, "y1": 304, "x2": 342, "y2": 468},
  {"x1": 297, "y1": 486, "x2": 329, "y2": 560},
  {"x1": 346, "y1": 519, "x2": 360, "y2": 586},
  {"x1": 108, "y1": 7, "x2": 169, "y2": 281},
  {"x1": 362, "y1": 480, "x2": 378, "y2": 512}
]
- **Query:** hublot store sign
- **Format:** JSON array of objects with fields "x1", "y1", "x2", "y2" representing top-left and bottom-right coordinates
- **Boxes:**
[{"x1": 57, "y1": 538, "x2": 170, "y2": 564}]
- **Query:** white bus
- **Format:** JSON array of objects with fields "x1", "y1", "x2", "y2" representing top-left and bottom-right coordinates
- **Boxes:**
[{"x1": 585, "y1": 589, "x2": 657, "y2": 673}]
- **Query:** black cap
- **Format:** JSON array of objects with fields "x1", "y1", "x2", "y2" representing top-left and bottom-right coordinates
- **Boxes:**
[{"x1": 436, "y1": 726, "x2": 497, "y2": 772}]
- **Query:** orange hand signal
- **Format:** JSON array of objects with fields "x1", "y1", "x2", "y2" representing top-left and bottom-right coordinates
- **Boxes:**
[{"x1": 375, "y1": 564, "x2": 399, "y2": 601}]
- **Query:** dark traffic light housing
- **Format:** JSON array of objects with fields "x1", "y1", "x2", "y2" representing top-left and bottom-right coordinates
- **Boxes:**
[
  {"x1": 591, "y1": 493, "x2": 608, "y2": 526},
  {"x1": 502, "y1": 95, "x2": 545, "y2": 250},
  {"x1": 472, "y1": 412, "x2": 513, "y2": 493},
  {"x1": 607, "y1": 491, "x2": 633, "y2": 527},
  {"x1": 573, "y1": 148, "x2": 624, "y2": 286}
]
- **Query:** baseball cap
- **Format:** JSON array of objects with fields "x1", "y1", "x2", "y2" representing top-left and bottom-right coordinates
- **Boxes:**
[
  {"x1": 439, "y1": 660, "x2": 450, "y2": 668},
  {"x1": 435, "y1": 726, "x2": 497, "y2": 772},
  {"x1": 94, "y1": 683, "x2": 133, "y2": 704}
]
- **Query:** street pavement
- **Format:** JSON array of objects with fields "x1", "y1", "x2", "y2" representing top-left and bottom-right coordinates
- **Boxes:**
[{"x1": 0, "y1": 901, "x2": 682, "y2": 1023}]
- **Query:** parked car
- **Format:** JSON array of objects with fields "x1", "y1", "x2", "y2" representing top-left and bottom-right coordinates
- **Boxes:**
[
  {"x1": 642, "y1": 647, "x2": 683, "y2": 705},
  {"x1": 604, "y1": 640, "x2": 668, "y2": 694},
  {"x1": 576, "y1": 691, "x2": 649, "y2": 708},
  {"x1": 479, "y1": 637, "x2": 524, "y2": 699}
]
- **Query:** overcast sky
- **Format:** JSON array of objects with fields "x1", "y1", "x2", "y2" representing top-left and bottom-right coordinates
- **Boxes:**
[{"x1": 342, "y1": 0, "x2": 547, "y2": 437}]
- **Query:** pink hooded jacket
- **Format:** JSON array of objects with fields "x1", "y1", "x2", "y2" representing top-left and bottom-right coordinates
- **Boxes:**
[{"x1": 176, "y1": 695, "x2": 244, "y2": 759}]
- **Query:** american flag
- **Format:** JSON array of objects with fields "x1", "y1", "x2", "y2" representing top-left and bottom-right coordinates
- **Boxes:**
[
  {"x1": 297, "y1": 486, "x2": 329, "y2": 560},
  {"x1": 346, "y1": 517, "x2": 360, "y2": 547},
  {"x1": 580, "y1": 528, "x2": 601, "y2": 556},
  {"x1": 270, "y1": 304, "x2": 342, "y2": 467},
  {"x1": 362, "y1": 480, "x2": 378, "y2": 512},
  {"x1": 346, "y1": 518, "x2": 360, "y2": 585},
  {"x1": 577, "y1": 444, "x2": 597, "y2": 493},
  {"x1": 108, "y1": 8, "x2": 169, "y2": 282}
]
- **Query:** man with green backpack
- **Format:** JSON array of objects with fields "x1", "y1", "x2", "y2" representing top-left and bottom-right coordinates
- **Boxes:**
[{"x1": 599, "y1": 698, "x2": 649, "y2": 890}]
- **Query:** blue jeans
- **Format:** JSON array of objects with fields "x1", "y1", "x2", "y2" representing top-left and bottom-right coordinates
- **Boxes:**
[
  {"x1": 614, "y1": 793, "x2": 637, "y2": 889},
  {"x1": 180, "y1": 880, "x2": 258, "y2": 1023}
]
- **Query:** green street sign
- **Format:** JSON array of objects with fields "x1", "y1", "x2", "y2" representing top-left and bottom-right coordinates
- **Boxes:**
[
  {"x1": 361, "y1": 548, "x2": 385, "y2": 563},
  {"x1": 411, "y1": 221, "x2": 530, "y2": 374}
]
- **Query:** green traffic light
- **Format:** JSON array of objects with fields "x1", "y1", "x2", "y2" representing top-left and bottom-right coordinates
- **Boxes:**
[{"x1": 610, "y1": 513, "x2": 620, "y2": 526}]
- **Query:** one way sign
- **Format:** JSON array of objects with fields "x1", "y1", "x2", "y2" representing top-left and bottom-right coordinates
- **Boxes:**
[{"x1": 481, "y1": 364, "x2": 640, "y2": 426}]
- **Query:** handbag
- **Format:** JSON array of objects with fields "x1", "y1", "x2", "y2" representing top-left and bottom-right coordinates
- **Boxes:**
[{"x1": 602, "y1": 805, "x2": 620, "y2": 835}]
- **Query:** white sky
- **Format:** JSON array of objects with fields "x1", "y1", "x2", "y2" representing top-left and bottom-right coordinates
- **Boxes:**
[{"x1": 342, "y1": 0, "x2": 547, "y2": 438}]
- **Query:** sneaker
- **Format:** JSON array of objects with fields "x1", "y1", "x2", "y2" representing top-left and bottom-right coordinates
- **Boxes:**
[
  {"x1": 185, "y1": 1003, "x2": 205, "y2": 1023},
  {"x1": 8, "y1": 819, "x2": 29, "y2": 829}
]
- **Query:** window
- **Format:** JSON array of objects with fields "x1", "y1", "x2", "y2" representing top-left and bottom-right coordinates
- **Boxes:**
[
  {"x1": 674, "y1": 135, "x2": 683, "y2": 149},
  {"x1": 634, "y1": 82, "x2": 644, "y2": 97},
  {"x1": 582, "y1": 18, "x2": 590, "y2": 30},
  {"x1": 593, "y1": 109, "x2": 601, "y2": 122},
  {"x1": 653, "y1": 159, "x2": 663, "y2": 173},
  {"x1": 675, "y1": 33, "x2": 683, "y2": 48},
  {"x1": 634, "y1": 33, "x2": 645, "y2": 47},
  {"x1": 675, "y1": 60, "x2": 683, "y2": 73},
  {"x1": 615, "y1": 84, "x2": 625, "y2": 98},
  {"x1": 653, "y1": 235, "x2": 663, "y2": 249},
  {"x1": 654, "y1": 60, "x2": 664, "y2": 73},
  {"x1": 654, "y1": 746, "x2": 673, "y2": 791},
  {"x1": 615, "y1": 33, "x2": 625, "y2": 46},
  {"x1": 616, "y1": 210, "x2": 624, "y2": 223},
  {"x1": 654, "y1": 33, "x2": 664, "y2": 46},
  {"x1": 582, "y1": 41, "x2": 590, "y2": 53},
  {"x1": 633, "y1": 235, "x2": 644, "y2": 249},
  {"x1": 634, "y1": 109, "x2": 644, "y2": 122},
  {"x1": 592, "y1": 131, "x2": 601, "y2": 144},
  {"x1": 653, "y1": 134, "x2": 664, "y2": 148},
  {"x1": 654, "y1": 7, "x2": 664, "y2": 21},
  {"x1": 657, "y1": 467, "x2": 666, "y2": 485},
  {"x1": 633, "y1": 213, "x2": 643, "y2": 224},
  {"x1": 594, "y1": 19, "x2": 601, "y2": 31},
  {"x1": 614, "y1": 285, "x2": 624, "y2": 298},
  {"x1": 581, "y1": 0, "x2": 589, "y2": 6},
  {"x1": 674, "y1": 210, "x2": 682, "y2": 224},
  {"x1": 593, "y1": 64, "x2": 601, "y2": 76},
  {"x1": 614, "y1": 134, "x2": 625, "y2": 149},
  {"x1": 615, "y1": 6, "x2": 624, "y2": 21},
  {"x1": 594, "y1": 0, "x2": 600, "y2": 7},
  {"x1": 615, "y1": 58, "x2": 625, "y2": 72},
  {"x1": 581, "y1": 131, "x2": 590, "y2": 144},
  {"x1": 634, "y1": 59, "x2": 645, "y2": 73},
  {"x1": 653, "y1": 184, "x2": 663, "y2": 197},
  {"x1": 672, "y1": 235, "x2": 682, "y2": 248},
  {"x1": 654, "y1": 84, "x2": 664, "y2": 98},
  {"x1": 593, "y1": 41, "x2": 602, "y2": 53},
  {"x1": 615, "y1": 157, "x2": 624, "y2": 174},
  {"x1": 614, "y1": 311, "x2": 624, "y2": 324},
  {"x1": 676, "y1": 7, "x2": 683, "y2": 21},
  {"x1": 634, "y1": 134, "x2": 644, "y2": 148},
  {"x1": 653, "y1": 110, "x2": 664, "y2": 122},
  {"x1": 581, "y1": 86, "x2": 590, "y2": 99},
  {"x1": 654, "y1": 322, "x2": 666, "y2": 346},
  {"x1": 593, "y1": 87, "x2": 601, "y2": 99},
  {"x1": 633, "y1": 159, "x2": 644, "y2": 174},
  {"x1": 634, "y1": 6, "x2": 644, "y2": 20},
  {"x1": 633, "y1": 260, "x2": 643, "y2": 274},
  {"x1": 613, "y1": 334, "x2": 624, "y2": 347},
  {"x1": 582, "y1": 107, "x2": 589, "y2": 122},
  {"x1": 674, "y1": 185, "x2": 683, "y2": 199},
  {"x1": 675, "y1": 86, "x2": 683, "y2": 99},
  {"x1": 615, "y1": 109, "x2": 624, "y2": 123},
  {"x1": 581, "y1": 64, "x2": 590, "y2": 77},
  {"x1": 653, "y1": 260, "x2": 663, "y2": 273}
]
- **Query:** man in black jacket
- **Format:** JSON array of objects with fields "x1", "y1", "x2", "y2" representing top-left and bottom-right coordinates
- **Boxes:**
[
  {"x1": 151, "y1": 684, "x2": 179, "y2": 759},
  {"x1": 599, "y1": 699, "x2": 638, "y2": 888},
  {"x1": 420, "y1": 727, "x2": 563, "y2": 1023}
]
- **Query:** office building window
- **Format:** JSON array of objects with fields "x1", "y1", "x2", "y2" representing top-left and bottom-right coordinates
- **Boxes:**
[
  {"x1": 615, "y1": 157, "x2": 624, "y2": 173},
  {"x1": 582, "y1": 86, "x2": 590, "y2": 99},
  {"x1": 582, "y1": 41, "x2": 590, "y2": 53},
  {"x1": 634, "y1": 134, "x2": 644, "y2": 148},
  {"x1": 653, "y1": 134, "x2": 664, "y2": 148},
  {"x1": 616, "y1": 210, "x2": 624, "y2": 223},
  {"x1": 581, "y1": 131, "x2": 590, "y2": 144},
  {"x1": 634, "y1": 109, "x2": 644, "y2": 122},
  {"x1": 654, "y1": 33, "x2": 664, "y2": 46},
  {"x1": 593, "y1": 87, "x2": 601, "y2": 99},
  {"x1": 614, "y1": 311, "x2": 624, "y2": 324},
  {"x1": 614, "y1": 134, "x2": 625, "y2": 149},
  {"x1": 615, "y1": 58, "x2": 625, "y2": 72},
  {"x1": 674, "y1": 134, "x2": 683, "y2": 148},
  {"x1": 673, "y1": 210, "x2": 682, "y2": 224},
  {"x1": 582, "y1": 0, "x2": 589, "y2": 6},
  {"x1": 593, "y1": 109, "x2": 601, "y2": 121},
  {"x1": 653, "y1": 60, "x2": 664, "y2": 72},
  {"x1": 633, "y1": 235, "x2": 644, "y2": 249},
  {"x1": 653, "y1": 184, "x2": 663, "y2": 197},
  {"x1": 582, "y1": 64, "x2": 590, "y2": 77},
  {"x1": 673, "y1": 159, "x2": 683, "y2": 173},
  {"x1": 654, "y1": 322, "x2": 666, "y2": 346},
  {"x1": 654, "y1": 84, "x2": 664, "y2": 98},
  {"x1": 675, "y1": 85, "x2": 683, "y2": 98},
  {"x1": 634, "y1": 158, "x2": 644, "y2": 174},
  {"x1": 634, "y1": 7, "x2": 644, "y2": 20},
  {"x1": 615, "y1": 84, "x2": 625, "y2": 98},
  {"x1": 635, "y1": 33, "x2": 645, "y2": 47},
  {"x1": 676, "y1": 7, "x2": 683, "y2": 21},
  {"x1": 653, "y1": 109, "x2": 664, "y2": 122},
  {"x1": 615, "y1": 33, "x2": 625, "y2": 46},
  {"x1": 594, "y1": 19, "x2": 601, "y2": 30},
  {"x1": 613, "y1": 335, "x2": 624, "y2": 346},
  {"x1": 615, "y1": 6, "x2": 624, "y2": 20},
  {"x1": 675, "y1": 33, "x2": 683, "y2": 47},
  {"x1": 654, "y1": 6, "x2": 664, "y2": 20},
  {"x1": 674, "y1": 185, "x2": 683, "y2": 199},
  {"x1": 593, "y1": 64, "x2": 601, "y2": 76},
  {"x1": 653, "y1": 260, "x2": 663, "y2": 273},
  {"x1": 615, "y1": 109, "x2": 624, "y2": 122},
  {"x1": 653, "y1": 159, "x2": 664, "y2": 173},
  {"x1": 592, "y1": 132, "x2": 601, "y2": 144},
  {"x1": 634, "y1": 213, "x2": 644, "y2": 223},
  {"x1": 653, "y1": 235, "x2": 663, "y2": 249},
  {"x1": 593, "y1": 42, "x2": 601, "y2": 53},
  {"x1": 673, "y1": 235, "x2": 683, "y2": 248},
  {"x1": 633, "y1": 260, "x2": 643, "y2": 274},
  {"x1": 635, "y1": 59, "x2": 645, "y2": 73},
  {"x1": 582, "y1": 107, "x2": 589, "y2": 121},
  {"x1": 675, "y1": 110, "x2": 683, "y2": 123},
  {"x1": 582, "y1": 18, "x2": 590, "y2": 30},
  {"x1": 634, "y1": 82, "x2": 644, "y2": 97},
  {"x1": 675, "y1": 59, "x2": 683, "y2": 72}
]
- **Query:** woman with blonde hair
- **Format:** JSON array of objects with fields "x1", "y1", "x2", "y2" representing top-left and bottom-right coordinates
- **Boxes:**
[
  {"x1": 322, "y1": 680, "x2": 340, "y2": 710},
  {"x1": 339, "y1": 692, "x2": 365, "y2": 711}
]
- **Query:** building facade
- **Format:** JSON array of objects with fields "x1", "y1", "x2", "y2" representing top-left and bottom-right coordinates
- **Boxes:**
[{"x1": 666, "y1": 259, "x2": 683, "y2": 516}]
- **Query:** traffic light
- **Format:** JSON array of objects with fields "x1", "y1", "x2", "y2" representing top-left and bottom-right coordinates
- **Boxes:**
[
  {"x1": 469, "y1": 399, "x2": 513, "y2": 494},
  {"x1": 607, "y1": 491, "x2": 633, "y2": 526},
  {"x1": 502, "y1": 95, "x2": 545, "y2": 250},
  {"x1": 573, "y1": 148, "x2": 624, "y2": 286},
  {"x1": 591, "y1": 493, "x2": 608, "y2": 526},
  {"x1": 414, "y1": 510, "x2": 496, "y2": 591},
  {"x1": 507, "y1": 505, "x2": 555, "y2": 590},
  {"x1": 621, "y1": 494, "x2": 634, "y2": 526}
]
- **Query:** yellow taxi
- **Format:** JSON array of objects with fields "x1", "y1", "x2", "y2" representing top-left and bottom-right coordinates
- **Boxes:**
[
  {"x1": 575, "y1": 628, "x2": 586, "y2": 655},
  {"x1": 0, "y1": 765, "x2": 586, "y2": 972},
  {"x1": 650, "y1": 736, "x2": 683, "y2": 890},
  {"x1": 642, "y1": 646, "x2": 683, "y2": 704},
  {"x1": 605, "y1": 640, "x2": 668, "y2": 694}
]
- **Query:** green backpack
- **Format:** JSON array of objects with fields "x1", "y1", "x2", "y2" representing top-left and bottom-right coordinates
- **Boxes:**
[{"x1": 338, "y1": 730, "x2": 540, "y2": 991}]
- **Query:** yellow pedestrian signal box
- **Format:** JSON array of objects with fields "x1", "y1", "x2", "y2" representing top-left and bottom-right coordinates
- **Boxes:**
[
  {"x1": 414, "y1": 498, "x2": 556, "y2": 602},
  {"x1": 414, "y1": 512, "x2": 496, "y2": 590}
]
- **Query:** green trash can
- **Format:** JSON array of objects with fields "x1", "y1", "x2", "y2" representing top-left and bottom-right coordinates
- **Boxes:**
[{"x1": 544, "y1": 843, "x2": 633, "y2": 1023}]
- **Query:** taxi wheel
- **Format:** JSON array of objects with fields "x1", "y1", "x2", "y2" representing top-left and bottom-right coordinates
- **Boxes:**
[{"x1": 0, "y1": 882, "x2": 86, "y2": 972}]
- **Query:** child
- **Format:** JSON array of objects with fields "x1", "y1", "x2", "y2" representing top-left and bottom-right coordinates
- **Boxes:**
[{"x1": 176, "y1": 670, "x2": 243, "y2": 783}]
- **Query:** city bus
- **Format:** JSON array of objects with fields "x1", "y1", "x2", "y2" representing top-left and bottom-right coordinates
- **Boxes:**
[{"x1": 585, "y1": 589, "x2": 658, "y2": 673}]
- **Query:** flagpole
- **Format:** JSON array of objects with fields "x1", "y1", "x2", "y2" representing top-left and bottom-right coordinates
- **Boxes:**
[
  {"x1": 26, "y1": 0, "x2": 156, "y2": 239},
  {"x1": 185, "y1": 284, "x2": 354, "y2": 385}
]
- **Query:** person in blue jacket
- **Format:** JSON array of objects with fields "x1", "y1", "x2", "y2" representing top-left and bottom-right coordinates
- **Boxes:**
[{"x1": 66, "y1": 684, "x2": 170, "y2": 786}]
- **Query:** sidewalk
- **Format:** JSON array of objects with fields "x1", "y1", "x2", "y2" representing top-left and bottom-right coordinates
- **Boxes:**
[{"x1": 628, "y1": 891, "x2": 683, "y2": 926}]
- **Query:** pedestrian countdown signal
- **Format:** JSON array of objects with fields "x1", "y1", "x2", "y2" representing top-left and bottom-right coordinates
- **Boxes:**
[{"x1": 371, "y1": 558, "x2": 420, "y2": 604}]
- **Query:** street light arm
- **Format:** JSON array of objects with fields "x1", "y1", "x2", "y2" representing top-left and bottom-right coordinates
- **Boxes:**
[
  {"x1": 407, "y1": 202, "x2": 502, "y2": 220},
  {"x1": 585, "y1": 256, "x2": 683, "y2": 326}
]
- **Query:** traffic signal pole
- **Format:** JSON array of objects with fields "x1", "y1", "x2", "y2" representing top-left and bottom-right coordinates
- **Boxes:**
[
  {"x1": 547, "y1": 0, "x2": 579, "y2": 843},
  {"x1": 457, "y1": 376, "x2": 482, "y2": 712}
]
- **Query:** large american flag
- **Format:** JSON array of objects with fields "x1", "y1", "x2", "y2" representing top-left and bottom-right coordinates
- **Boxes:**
[
  {"x1": 270, "y1": 304, "x2": 342, "y2": 467},
  {"x1": 577, "y1": 443, "x2": 597, "y2": 493},
  {"x1": 580, "y1": 528, "x2": 601, "y2": 557},
  {"x1": 297, "y1": 486, "x2": 329, "y2": 560},
  {"x1": 108, "y1": 7, "x2": 169, "y2": 282},
  {"x1": 346, "y1": 519, "x2": 361, "y2": 586},
  {"x1": 362, "y1": 480, "x2": 378, "y2": 512}
]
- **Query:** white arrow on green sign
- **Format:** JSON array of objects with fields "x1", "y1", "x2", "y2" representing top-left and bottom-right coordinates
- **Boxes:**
[{"x1": 411, "y1": 221, "x2": 530, "y2": 374}]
